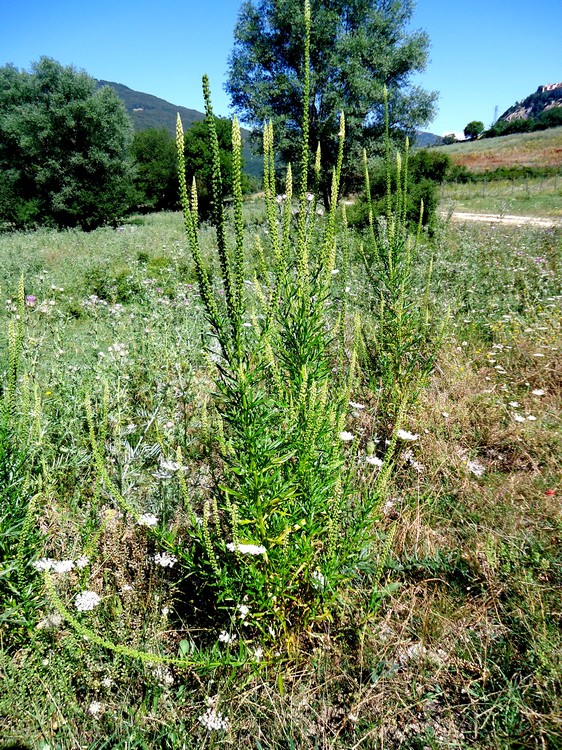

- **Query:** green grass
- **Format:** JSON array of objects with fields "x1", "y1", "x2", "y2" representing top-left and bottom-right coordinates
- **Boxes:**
[
  {"x1": 441, "y1": 174, "x2": 562, "y2": 217},
  {"x1": 0, "y1": 208, "x2": 560, "y2": 749}
]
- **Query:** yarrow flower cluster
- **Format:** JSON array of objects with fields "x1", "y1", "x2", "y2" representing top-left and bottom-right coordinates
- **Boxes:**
[
  {"x1": 396, "y1": 429, "x2": 419, "y2": 441},
  {"x1": 137, "y1": 513, "x2": 158, "y2": 528},
  {"x1": 75, "y1": 590, "x2": 101, "y2": 612},
  {"x1": 467, "y1": 459, "x2": 485, "y2": 477},
  {"x1": 311, "y1": 570, "x2": 326, "y2": 589},
  {"x1": 218, "y1": 630, "x2": 237, "y2": 644},
  {"x1": 339, "y1": 431, "x2": 354, "y2": 441},
  {"x1": 226, "y1": 542, "x2": 267, "y2": 555},
  {"x1": 198, "y1": 707, "x2": 229, "y2": 731},
  {"x1": 31, "y1": 556, "x2": 89, "y2": 573},
  {"x1": 153, "y1": 552, "x2": 177, "y2": 568}
]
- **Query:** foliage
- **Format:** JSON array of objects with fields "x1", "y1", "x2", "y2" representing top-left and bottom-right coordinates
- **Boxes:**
[
  {"x1": 183, "y1": 117, "x2": 255, "y2": 219},
  {"x1": 464, "y1": 120, "x2": 485, "y2": 140},
  {"x1": 357, "y1": 111, "x2": 441, "y2": 420},
  {"x1": 485, "y1": 107, "x2": 562, "y2": 138},
  {"x1": 0, "y1": 280, "x2": 44, "y2": 649},
  {"x1": 226, "y1": 0, "x2": 437, "y2": 199},
  {"x1": 0, "y1": 57, "x2": 135, "y2": 230},
  {"x1": 349, "y1": 147, "x2": 450, "y2": 231},
  {"x1": 130, "y1": 127, "x2": 178, "y2": 211}
]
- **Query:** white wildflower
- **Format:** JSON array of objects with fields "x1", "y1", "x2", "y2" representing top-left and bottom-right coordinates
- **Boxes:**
[
  {"x1": 349, "y1": 401, "x2": 365, "y2": 410},
  {"x1": 31, "y1": 557, "x2": 56, "y2": 571},
  {"x1": 396, "y1": 429, "x2": 419, "y2": 441},
  {"x1": 365, "y1": 455, "x2": 383, "y2": 468},
  {"x1": 218, "y1": 631, "x2": 237, "y2": 644},
  {"x1": 526, "y1": 415, "x2": 537, "y2": 421},
  {"x1": 75, "y1": 555, "x2": 89, "y2": 570},
  {"x1": 467, "y1": 459, "x2": 485, "y2": 477},
  {"x1": 52, "y1": 559, "x2": 75, "y2": 574},
  {"x1": 75, "y1": 590, "x2": 101, "y2": 612},
  {"x1": 88, "y1": 701, "x2": 103, "y2": 717},
  {"x1": 509, "y1": 401, "x2": 520, "y2": 408},
  {"x1": 226, "y1": 542, "x2": 266, "y2": 555},
  {"x1": 237, "y1": 604, "x2": 250, "y2": 620},
  {"x1": 339, "y1": 431, "x2": 354, "y2": 441},
  {"x1": 253, "y1": 646, "x2": 264, "y2": 661},
  {"x1": 137, "y1": 513, "x2": 158, "y2": 528},
  {"x1": 513, "y1": 413, "x2": 526, "y2": 423},
  {"x1": 532, "y1": 389, "x2": 545, "y2": 396},
  {"x1": 198, "y1": 707, "x2": 229, "y2": 731},
  {"x1": 153, "y1": 552, "x2": 177, "y2": 568}
]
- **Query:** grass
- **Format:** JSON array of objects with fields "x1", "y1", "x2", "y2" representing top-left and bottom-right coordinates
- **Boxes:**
[
  {"x1": 441, "y1": 174, "x2": 562, "y2": 217},
  {"x1": 0, "y1": 204, "x2": 561, "y2": 749},
  {"x1": 437, "y1": 126, "x2": 562, "y2": 172}
]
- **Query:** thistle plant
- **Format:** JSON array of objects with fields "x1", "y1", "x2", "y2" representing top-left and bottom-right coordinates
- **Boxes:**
[{"x1": 360, "y1": 93, "x2": 442, "y2": 422}]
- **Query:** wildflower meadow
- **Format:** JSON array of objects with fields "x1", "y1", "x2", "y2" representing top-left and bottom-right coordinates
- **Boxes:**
[{"x1": 1, "y1": 5, "x2": 561, "y2": 748}]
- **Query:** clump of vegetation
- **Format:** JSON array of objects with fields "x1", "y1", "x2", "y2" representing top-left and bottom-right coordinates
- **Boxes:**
[
  {"x1": 0, "y1": 58, "x2": 136, "y2": 230},
  {"x1": 0, "y1": 3, "x2": 561, "y2": 749}
]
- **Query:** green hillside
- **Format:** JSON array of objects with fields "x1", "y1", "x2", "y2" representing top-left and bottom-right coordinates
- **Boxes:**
[{"x1": 97, "y1": 80, "x2": 263, "y2": 179}]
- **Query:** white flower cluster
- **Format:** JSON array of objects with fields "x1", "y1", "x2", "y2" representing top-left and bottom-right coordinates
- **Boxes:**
[
  {"x1": 108, "y1": 342, "x2": 128, "y2": 357},
  {"x1": 198, "y1": 707, "x2": 229, "y2": 731},
  {"x1": 75, "y1": 590, "x2": 101, "y2": 612},
  {"x1": 396, "y1": 429, "x2": 419, "y2": 441},
  {"x1": 365, "y1": 455, "x2": 383, "y2": 468},
  {"x1": 226, "y1": 542, "x2": 266, "y2": 555},
  {"x1": 153, "y1": 552, "x2": 177, "y2": 568},
  {"x1": 218, "y1": 630, "x2": 237, "y2": 644},
  {"x1": 32, "y1": 556, "x2": 89, "y2": 573},
  {"x1": 467, "y1": 459, "x2": 485, "y2": 477},
  {"x1": 137, "y1": 513, "x2": 158, "y2": 527},
  {"x1": 339, "y1": 431, "x2": 354, "y2": 442}
]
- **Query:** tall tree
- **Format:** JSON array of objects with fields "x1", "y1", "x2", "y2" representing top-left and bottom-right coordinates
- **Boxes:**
[
  {"x1": 0, "y1": 57, "x2": 135, "y2": 230},
  {"x1": 226, "y1": 0, "x2": 437, "y2": 198},
  {"x1": 131, "y1": 127, "x2": 178, "y2": 211}
]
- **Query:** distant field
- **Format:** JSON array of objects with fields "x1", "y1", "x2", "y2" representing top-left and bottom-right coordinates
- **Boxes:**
[
  {"x1": 437, "y1": 126, "x2": 562, "y2": 171},
  {"x1": 441, "y1": 173, "x2": 562, "y2": 217}
]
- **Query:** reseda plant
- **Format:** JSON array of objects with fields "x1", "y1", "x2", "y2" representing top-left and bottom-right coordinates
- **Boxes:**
[
  {"x1": 360, "y1": 97, "x2": 442, "y2": 422},
  {"x1": 0, "y1": 278, "x2": 44, "y2": 644},
  {"x1": 172, "y1": 0, "x2": 382, "y2": 638}
]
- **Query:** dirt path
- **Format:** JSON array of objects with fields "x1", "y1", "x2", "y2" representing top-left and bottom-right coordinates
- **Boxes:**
[{"x1": 443, "y1": 211, "x2": 561, "y2": 228}]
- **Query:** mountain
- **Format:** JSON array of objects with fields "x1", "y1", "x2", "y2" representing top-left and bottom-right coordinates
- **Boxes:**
[
  {"x1": 414, "y1": 131, "x2": 443, "y2": 147},
  {"x1": 97, "y1": 80, "x2": 206, "y2": 133},
  {"x1": 498, "y1": 83, "x2": 562, "y2": 123},
  {"x1": 96, "y1": 80, "x2": 262, "y2": 178}
]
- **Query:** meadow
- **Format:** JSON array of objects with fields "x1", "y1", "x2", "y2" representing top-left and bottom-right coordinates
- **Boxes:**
[
  {"x1": 1, "y1": 192, "x2": 561, "y2": 748},
  {"x1": 438, "y1": 126, "x2": 562, "y2": 172},
  {"x1": 441, "y1": 174, "x2": 562, "y2": 218}
]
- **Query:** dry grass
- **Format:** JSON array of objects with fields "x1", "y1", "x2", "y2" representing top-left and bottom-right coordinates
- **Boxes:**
[{"x1": 438, "y1": 127, "x2": 562, "y2": 172}]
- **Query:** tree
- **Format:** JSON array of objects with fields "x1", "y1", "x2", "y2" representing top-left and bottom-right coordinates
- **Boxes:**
[
  {"x1": 131, "y1": 127, "x2": 178, "y2": 211},
  {"x1": 0, "y1": 58, "x2": 135, "y2": 230},
  {"x1": 183, "y1": 116, "x2": 253, "y2": 218},
  {"x1": 226, "y1": 0, "x2": 437, "y2": 199},
  {"x1": 463, "y1": 120, "x2": 484, "y2": 141}
]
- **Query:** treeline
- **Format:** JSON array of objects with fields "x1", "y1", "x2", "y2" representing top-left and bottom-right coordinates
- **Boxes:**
[
  {"x1": 0, "y1": 58, "x2": 257, "y2": 231},
  {"x1": 484, "y1": 107, "x2": 562, "y2": 138}
]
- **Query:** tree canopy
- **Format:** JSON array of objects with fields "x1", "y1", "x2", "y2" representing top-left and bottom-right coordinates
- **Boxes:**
[
  {"x1": 0, "y1": 57, "x2": 135, "y2": 230},
  {"x1": 226, "y1": 0, "x2": 437, "y2": 197},
  {"x1": 131, "y1": 127, "x2": 178, "y2": 212},
  {"x1": 464, "y1": 120, "x2": 485, "y2": 141}
]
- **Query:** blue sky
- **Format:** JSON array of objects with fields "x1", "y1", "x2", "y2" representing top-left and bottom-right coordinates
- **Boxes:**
[{"x1": 1, "y1": 0, "x2": 561, "y2": 137}]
